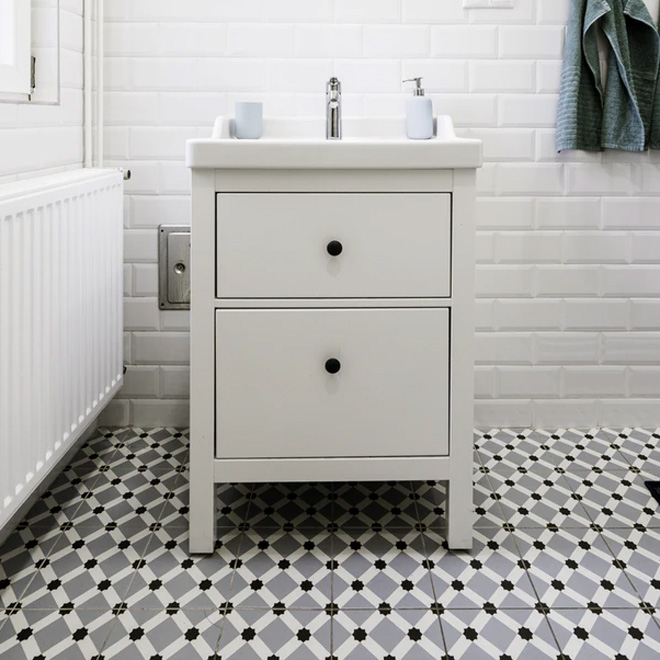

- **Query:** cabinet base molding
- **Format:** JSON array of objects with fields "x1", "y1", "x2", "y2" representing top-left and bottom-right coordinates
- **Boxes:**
[{"x1": 213, "y1": 455, "x2": 453, "y2": 483}]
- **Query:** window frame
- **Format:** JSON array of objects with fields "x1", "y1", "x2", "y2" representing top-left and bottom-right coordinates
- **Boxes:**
[{"x1": 0, "y1": 0, "x2": 32, "y2": 95}]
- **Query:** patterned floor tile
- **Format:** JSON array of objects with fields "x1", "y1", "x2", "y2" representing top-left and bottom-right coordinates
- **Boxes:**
[
  {"x1": 477, "y1": 429, "x2": 556, "y2": 472},
  {"x1": 19, "y1": 469, "x2": 103, "y2": 528},
  {"x1": 215, "y1": 483, "x2": 257, "y2": 530},
  {"x1": 441, "y1": 608, "x2": 560, "y2": 660},
  {"x1": 598, "y1": 526, "x2": 660, "y2": 608},
  {"x1": 244, "y1": 482, "x2": 335, "y2": 530},
  {"x1": 333, "y1": 482, "x2": 420, "y2": 528},
  {"x1": 473, "y1": 472, "x2": 507, "y2": 528},
  {"x1": 570, "y1": 470, "x2": 660, "y2": 528},
  {"x1": 125, "y1": 526, "x2": 242, "y2": 609},
  {"x1": 511, "y1": 527, "x2": 641, "y2": 609},
  {"x1": 217, "y1": 607, "x2": 332, "y2": 659},
  {"x1": 0, "y1": 524, "x2": 63, "y2": 608},
  {"x1": 66, "y1": 430, "x2": 123, "y2": 475},
  {"x1": 0, "y1": 606, "x2": 116, "y2": 659},
  {"x1": 333, "y1": 608, "x2": 445, "y2": 660},
  {"x1": 614, "y1": 429, "x2": 660, "y2": 474},
  {"x1": 425, "y1": 527, "x2": 538, "y2": 610},
  {"x1": 155, "y1": 473, "x2": 191, "y2": 528},
  {"x1": 487, "y1": 467, "x2": 594, "y2": 528},
  {"x1": 3, "y1": 426, "x2": 660, "y2": 660},
  {"x1": 478, "y1": 429, "x2": 634, "y2": 476},
  {"x1": 105, "y1": 429, "x2": 189, "y2": 472},
  {"x1": 413, "y1": 481, "x2": 447, "y2": 529},
  {"x1": 102, "y1": 606, "x2": 223, "y2": 659},
  {"x1": 229, "y1": 528, "x2": 333, "y2": 609},
  {"x1": 473, "y1": 431, "x2": 486, "y2": 467},
  {"x1": 17, "y1": 524, "x2": 152, "y2": 610},
  {"x1": 333, "y1": 529, "x2": 434, "y2": 609},
  {"x1": 529, "y1": 429, "x2": 632, "y2": 473},
  {"x1": 58, "y1": 460, "x2": 91, "y2": 485},
  {"x1": 548, "y1": 608, "x2": 660, "y2": 660},
  {"x1": 65, "y1": 468, "x2": 182, "y2": 528}
]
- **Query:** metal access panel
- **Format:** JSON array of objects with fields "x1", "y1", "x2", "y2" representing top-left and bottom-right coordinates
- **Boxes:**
[{"x1": 159, "y1": 225, "x2": 191, "y2": 310}]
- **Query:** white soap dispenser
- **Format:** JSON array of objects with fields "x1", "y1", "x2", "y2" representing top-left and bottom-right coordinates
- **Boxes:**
[{"x1": 403, "y1": 77, "x2": 433, "y2": 140}]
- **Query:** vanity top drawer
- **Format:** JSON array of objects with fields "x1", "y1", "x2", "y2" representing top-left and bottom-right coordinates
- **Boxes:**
[{"x1": 216, "y1": 193, "x2": 451, "y2": 298}]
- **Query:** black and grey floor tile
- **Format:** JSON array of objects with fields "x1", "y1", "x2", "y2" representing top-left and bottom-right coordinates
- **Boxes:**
[
  {"x1": 104, "y1": 605, "x2": 224, "y2": 660},
  {"x1": 246, "y1": 481, "x2": 335, "y2": 530},
  {"x1": 511, "y1": 525, "x2": 641, "y2": 609},
  {"x1": 217, "y1": 606, "x2": 332, "y2": 660},
  {"x1": 425, "y1": 526, "x2": 539, "y2": 610},
  {"x1": 572, "y1": 469, "x2": 660, "y2": 529},
  {"x1": 441, "y1": 607, "x2": 560, "y2": 660},
  {"x1": 547, "y1": 607, "x2": 660, "y2": 660},
  {"x1": 228, "y1": 527, "x2": 334, "y2": 610},
  {"x1": 332, "y1": 528, "x2": 434, "y2": 610},
  {"x1": 0, "y1": 605, "x2": 117, "y2": 660},
  {"x1": 486, "y1": 466, "x2": 596, "y2": 528},
  {"x1": 333, "y1": 607, "x2": 444, "y2": 660},
  {"x1": 1, "y1": 426, "x2": 660, "y2": 659}
]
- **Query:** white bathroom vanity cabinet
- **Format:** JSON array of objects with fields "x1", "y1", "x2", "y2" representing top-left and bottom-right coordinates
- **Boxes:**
[{"x1": 186, "y1": 117, "x2": 482, "y2": 554}]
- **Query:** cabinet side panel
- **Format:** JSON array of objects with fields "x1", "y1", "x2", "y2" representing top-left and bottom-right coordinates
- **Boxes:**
[
  {"x1": 189, "y1": 169, "x2": 217, "y2": 554},
  {"x1": 447, "y1": 168, "x2": 476, "y2": 549}
]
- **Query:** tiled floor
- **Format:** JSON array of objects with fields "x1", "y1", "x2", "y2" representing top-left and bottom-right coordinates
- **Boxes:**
[{"x1": 1, "y1": 427, "x2": 660, "y2": 659}]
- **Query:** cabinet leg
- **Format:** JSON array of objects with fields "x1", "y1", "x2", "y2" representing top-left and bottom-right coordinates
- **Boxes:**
[
  {"x1": 446, "y1": 477, "x2": 473, "y2": 551},
  {"x1": 189, "y1": 475, "x2": 215, "y2": 554}
]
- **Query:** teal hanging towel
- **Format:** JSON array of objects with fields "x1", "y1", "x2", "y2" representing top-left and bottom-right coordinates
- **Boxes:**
[
  {"x1": 557, "y1": 0, "x2": 660, "y2": 152},
  {"x1": 556, "y1": 0, "x2": 608, "y2": 152}
]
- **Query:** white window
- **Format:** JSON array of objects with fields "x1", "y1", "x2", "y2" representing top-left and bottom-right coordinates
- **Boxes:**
[{"x1": 0, "y1": 0, "x2": 31, "y2": 94}]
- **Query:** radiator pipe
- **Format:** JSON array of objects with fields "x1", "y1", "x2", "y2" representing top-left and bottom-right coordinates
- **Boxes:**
[
  {"x1": 96, "y1": 0, "x2": 104, "y2": 167},
  {"x1": 83, "y1": 0, "x2": 92, "y2": 167}
]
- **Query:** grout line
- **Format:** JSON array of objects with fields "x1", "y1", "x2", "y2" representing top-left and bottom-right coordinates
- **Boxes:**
[
  {"x1": 435, "y1": 612, "x2": 451, "y2": 660},
  {"x1": 91, "y1": 616, "x2": 122, "y2": 660},
  {"x1": 536, "y1": 468, "x2": 657, "y2": 650},
  {"x1": 215, "y1": 481, "x2": 260, "y2": 654},
  {"x1": 592, "y1": 523, "x2": 657, "y2": 609},
  {"x1": 474, "y1": 437, "x2": 567, "y2": 656},
  {"x1": 8, "y1": 603, "x2": 658, "y2": 612},
  {"x1": 329, "y1": 481, "x2": 336, "y2": 657},
  {"x1": 98, "y1": 435, "x2": 189, "y2": 655},
  {"x1": 408, "y1": 476, "x2": 451, "y2": 657},
  {"x1": 495, "y1": 534, "x2": 567, "y2": 656}
]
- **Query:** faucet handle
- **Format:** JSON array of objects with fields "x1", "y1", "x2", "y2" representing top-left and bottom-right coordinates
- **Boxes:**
[{"x1": 327, "y1": 77, "x2": 341, "y2": 94}]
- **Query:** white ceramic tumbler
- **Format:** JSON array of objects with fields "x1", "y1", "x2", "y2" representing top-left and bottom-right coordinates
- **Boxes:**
[{"x1": 234, "y1": 102, "x2": 263, "y2": 139}]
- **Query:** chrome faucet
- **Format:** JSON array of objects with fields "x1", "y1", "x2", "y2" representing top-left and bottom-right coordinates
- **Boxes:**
[{"x1": 326, "y1": 77, "x2": 342, "y2": 140}]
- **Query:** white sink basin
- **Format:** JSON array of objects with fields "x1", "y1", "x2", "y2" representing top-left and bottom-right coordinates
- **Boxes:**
[{"x1": 185, "y1": 116, "x2": 482, "y2": 169}]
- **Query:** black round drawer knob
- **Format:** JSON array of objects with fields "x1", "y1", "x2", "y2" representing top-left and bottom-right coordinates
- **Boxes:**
[
  {"x1": 325, "y1": 358, "x2": 341, "y2": 374},
  {"x1": 326, "y1": 240, "x2": 343, "y2": 257}
]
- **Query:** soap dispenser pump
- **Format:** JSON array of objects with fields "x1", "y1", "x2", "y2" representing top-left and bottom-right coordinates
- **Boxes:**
[{"x1": 403, "y1": 77, "x2": 433, "y2": 140}]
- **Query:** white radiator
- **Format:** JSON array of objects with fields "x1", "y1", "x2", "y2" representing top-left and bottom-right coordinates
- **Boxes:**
[{"x1": 0, "y1": 169, "x2": 124, "y2": 532}]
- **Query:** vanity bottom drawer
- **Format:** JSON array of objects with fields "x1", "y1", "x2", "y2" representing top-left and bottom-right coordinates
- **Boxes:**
[{"x1": 215, "y1": 308, "x2": 449, "y2": 459}]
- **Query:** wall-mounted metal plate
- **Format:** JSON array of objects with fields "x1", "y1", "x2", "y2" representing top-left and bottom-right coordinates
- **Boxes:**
[{"x1": 159, "y1": 225, "x2": 191, "y2": 310}]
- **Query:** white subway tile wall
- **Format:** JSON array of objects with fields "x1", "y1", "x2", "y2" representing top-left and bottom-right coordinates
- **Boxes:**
[
  {"x1": 102, "y1": 0, "x2": 660, "y2": 428},
  {"x1": 0, "y1": 1, "x2": 84, "y2": 181}
]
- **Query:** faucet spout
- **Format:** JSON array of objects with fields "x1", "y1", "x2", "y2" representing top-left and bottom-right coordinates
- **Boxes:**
[{"x1": 326, "y1": 77, "x2": 342, "y2": 140}]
